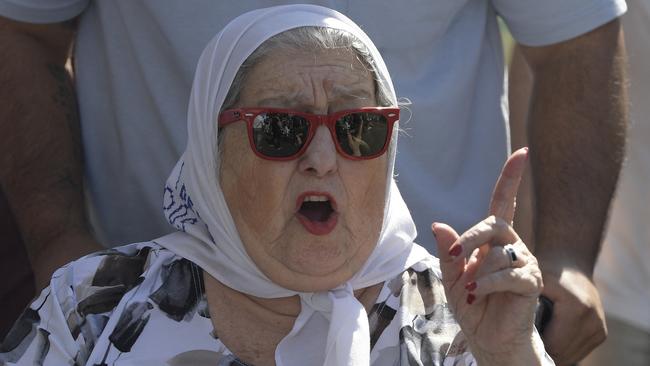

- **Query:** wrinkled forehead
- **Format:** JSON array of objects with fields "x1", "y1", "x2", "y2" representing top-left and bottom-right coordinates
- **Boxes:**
[
  {"x1": 239, "y1": 47, "x2": 376, "y2": 109},
  {"x1": 218, "y1": 24, "x2": 393, "y2": 115}
]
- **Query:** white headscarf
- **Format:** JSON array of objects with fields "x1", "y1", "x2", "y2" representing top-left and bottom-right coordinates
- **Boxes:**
[{"x1": 157, "y1": 5, "x2": 429, "y2": 365}]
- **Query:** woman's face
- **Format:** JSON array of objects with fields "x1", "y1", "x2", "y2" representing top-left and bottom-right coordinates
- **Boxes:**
[{"x1": 219, "y1": 48, "x2": 388, "y2": 292}]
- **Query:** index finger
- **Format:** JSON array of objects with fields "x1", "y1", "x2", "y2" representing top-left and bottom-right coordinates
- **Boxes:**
[{"x1": 488, "y1": 147, "x2": 529, "y2": 223}]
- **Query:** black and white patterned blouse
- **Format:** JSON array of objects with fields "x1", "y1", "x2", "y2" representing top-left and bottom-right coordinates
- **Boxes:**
[{"x1": 0, "y1": 242, "x2": 478, "y2": 365}]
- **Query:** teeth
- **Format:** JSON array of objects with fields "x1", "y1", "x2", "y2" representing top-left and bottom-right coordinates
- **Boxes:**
[{"x1": 303, "y1": 195, "x2": 329, "y2": 202}]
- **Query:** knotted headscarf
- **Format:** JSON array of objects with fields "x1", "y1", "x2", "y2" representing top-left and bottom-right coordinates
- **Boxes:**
[{"x1": 157, "y1": 4, "x2": 429, "y2": 365}]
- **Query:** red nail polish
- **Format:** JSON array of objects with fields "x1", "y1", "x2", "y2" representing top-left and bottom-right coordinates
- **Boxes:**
[
  {"x1": 467, "y1": 294, "x2": 476, "y2": 305},
  {"x1": 448, "y1": 245, "x2": 462, "y2": 257},
  {"x1": 465, "y1": 282, "x2": 477, "y2": 292}
]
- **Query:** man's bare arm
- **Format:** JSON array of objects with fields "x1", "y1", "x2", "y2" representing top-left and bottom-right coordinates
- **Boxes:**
[
  {"x1": 0, "y1": 16, "x2": 102, "y2": 290},
  {"x1": 514, "y1": 19, "x2": 627, "y2": 365},
  {"x1": 509, "y1": 47, "x2": 534, "y2": 248}
]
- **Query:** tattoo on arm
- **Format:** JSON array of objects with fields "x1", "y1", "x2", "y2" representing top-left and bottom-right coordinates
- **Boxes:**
[{"x1": 47, "y1": 63, "x2": 83, "y2": 173}]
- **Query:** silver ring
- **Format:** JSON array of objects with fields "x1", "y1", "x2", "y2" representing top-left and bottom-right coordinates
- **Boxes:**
[{"x1": 504, "y1": 244, "x2": 518, "y2": 267}]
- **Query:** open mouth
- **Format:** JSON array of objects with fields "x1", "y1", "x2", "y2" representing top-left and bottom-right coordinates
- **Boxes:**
[
  {"x1": 299, "y1": 196, "x2": 334, "y2": 222},
  {"x1": 296, "y1": 192, "x2": 338, "y2": 235}
]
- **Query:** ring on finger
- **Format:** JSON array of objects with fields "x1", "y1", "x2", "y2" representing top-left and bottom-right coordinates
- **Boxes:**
[{"x1": 503, "y1": 244, "x2": 519, "y2": 267}]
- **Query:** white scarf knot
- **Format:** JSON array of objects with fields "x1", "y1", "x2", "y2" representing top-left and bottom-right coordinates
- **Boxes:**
[{"x1": 285, "y1": 283, "x2": 370, "y2": 365}]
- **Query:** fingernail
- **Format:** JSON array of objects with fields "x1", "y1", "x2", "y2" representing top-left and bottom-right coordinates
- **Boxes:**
[
  {"x1": 467, "y1": 294, "x2": 476, "y2": 305},
  {"x1": 431, "y1": 222, "x2": 438, "y2": 238},
  {"x1": 465, "y1": 281, "x2": 477, "y2": 292},
  {"x1": 448, "y1": 245, "x2": 462, "y2": 257}
]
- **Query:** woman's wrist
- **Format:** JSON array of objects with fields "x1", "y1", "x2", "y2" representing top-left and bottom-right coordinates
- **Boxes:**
[{"x1": 471, "y1": 328, "x2": 554, "y2": 366}]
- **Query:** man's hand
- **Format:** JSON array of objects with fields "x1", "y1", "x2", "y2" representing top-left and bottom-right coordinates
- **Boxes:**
[
  {"x1": 541, "y1": 268, "x2": 606, "y2": 365},
  {"x1": 510, "y1": 18, "x2": 628, "y2": 365}
]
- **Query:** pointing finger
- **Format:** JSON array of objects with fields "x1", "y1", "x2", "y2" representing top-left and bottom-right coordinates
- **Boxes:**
[{"x1": 488, "y1": 147, "x2": 529, "y2": 223}]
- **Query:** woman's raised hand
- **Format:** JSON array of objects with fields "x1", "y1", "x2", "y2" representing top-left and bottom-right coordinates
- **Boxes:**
[{"x1": 432, "y1": 148, "x2": 547, "y2": 365}]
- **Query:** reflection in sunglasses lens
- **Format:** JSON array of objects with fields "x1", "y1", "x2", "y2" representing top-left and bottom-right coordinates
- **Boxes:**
[
  {"x1": 336, "y1": 112, "x2": 388, "y2": 157},
  {"x1": 252, "y1": 113, "x2": 309, "y2": 157}
]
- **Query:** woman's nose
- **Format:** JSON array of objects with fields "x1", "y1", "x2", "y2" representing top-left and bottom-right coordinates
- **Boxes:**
[{"x1": 298, "y1": 126, "x2": 338, "y2": 177}]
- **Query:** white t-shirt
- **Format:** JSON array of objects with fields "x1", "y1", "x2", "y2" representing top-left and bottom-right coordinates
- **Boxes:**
[
  {"x1": 593, "y1": 0, "x2": 650, "y2": 332},
  {"x1": 0, "y1": 0, "x2": 626, "y2": 250}
]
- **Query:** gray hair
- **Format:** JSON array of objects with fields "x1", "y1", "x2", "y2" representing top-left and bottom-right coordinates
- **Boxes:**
[{"x1": 220, "y1": 26, "x2": 393, "y2": 111}]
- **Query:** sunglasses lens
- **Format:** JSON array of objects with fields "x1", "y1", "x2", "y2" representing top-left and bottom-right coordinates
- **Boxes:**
[
  {"x1": 335, "y1": 112, "x2": 389, "y2": 158},
  {"x1": 252, "y1": 112, "x2": 309, "y2": 157}
]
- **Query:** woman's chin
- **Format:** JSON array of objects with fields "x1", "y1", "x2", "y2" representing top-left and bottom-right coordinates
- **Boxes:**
[
  {"x1": 267, "y1": 244, "x2": 359, "y2": 292},
  {"x1": 243, "y1": 224, "x2": 375, "y2": 292}
]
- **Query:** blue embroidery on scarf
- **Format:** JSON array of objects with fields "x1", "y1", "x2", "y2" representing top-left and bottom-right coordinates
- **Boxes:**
[{"x1": 163, "y1": 162, "x2": 199, "y2": 232}]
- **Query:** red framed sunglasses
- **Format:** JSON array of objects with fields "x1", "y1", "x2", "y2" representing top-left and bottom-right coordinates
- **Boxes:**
[{"x1": 218, "y1": 107, "x2": 399, "y2": 161}]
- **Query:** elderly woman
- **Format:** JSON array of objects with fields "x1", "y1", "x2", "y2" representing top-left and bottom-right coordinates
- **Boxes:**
[{"x1": 1, "y1": 5, "x2": 553, "y2": 366}]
